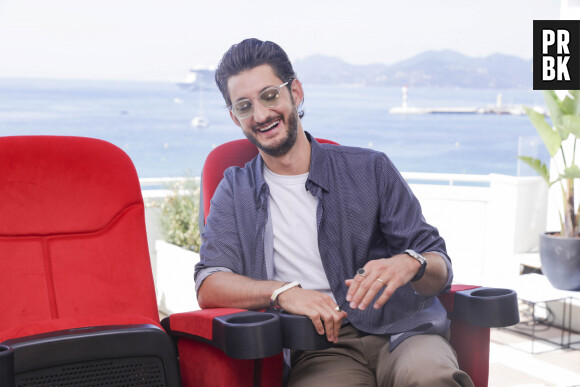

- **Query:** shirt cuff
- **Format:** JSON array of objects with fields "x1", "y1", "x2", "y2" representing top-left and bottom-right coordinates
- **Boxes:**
[
  {"x1": 426, "y1": 251, "x2": 454, "y2": 292},
  {"x1": 194, "y1": 266, "x2": 234, "y2": 294}
]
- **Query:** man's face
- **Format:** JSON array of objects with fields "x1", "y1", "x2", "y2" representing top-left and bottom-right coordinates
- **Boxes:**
[{"x1": 227, "y1": 64, "x2": 302, "y2": 157}]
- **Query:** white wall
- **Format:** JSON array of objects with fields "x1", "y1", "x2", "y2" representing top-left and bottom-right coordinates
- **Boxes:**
[{"x1": 408, "y1": 175, "x2": 547, "y2": 285}]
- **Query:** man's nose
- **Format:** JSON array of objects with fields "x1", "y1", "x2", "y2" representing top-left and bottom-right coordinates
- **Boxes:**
[{"x1": 252, "y1": 100, "x2": 271, "y2": 123}]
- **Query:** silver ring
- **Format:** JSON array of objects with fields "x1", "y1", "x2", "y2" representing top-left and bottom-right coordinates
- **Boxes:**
[
  {"x1": 357, "y1": 268, "x2": 367, "y2": 277},
  {"x1": 335, "y1": 306, "x2": 342, "y2": 312},
  {"x1": 376, "y1": 278, "x2": 385, "y2": 284}
]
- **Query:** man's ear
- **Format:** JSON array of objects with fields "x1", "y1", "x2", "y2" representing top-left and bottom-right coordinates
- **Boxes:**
[
  {"x1": 290, "y1": 78, "x2": 304, "y2": 107},
  {"x1": 229, "y1": 110, "x2": 241, "y2": 127}
]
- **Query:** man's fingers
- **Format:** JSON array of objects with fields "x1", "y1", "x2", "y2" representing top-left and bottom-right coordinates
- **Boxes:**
[
  {"x1": 310, "y1": 315, "x2": 325, "y2": 336},
  {"x1": 373, "y1": 282, "x2": 395, "y2": 309},
  {"x1": 308, "y1": 301, "x2": 347, "y2": 342},
  {"x1": 321, "y1": 313, "x2": 336, "y2": 342},
  {"x1": 346, "y1": 273, "x2": 370, "y2": 307},
  {"x1": 345, "y1": 274, "x2": 364, "y2": 302},
  {"x1": 348, "y1": 274, "x2": 378, "y2": 310},
  {"x1": 357, "y1": 278, "x2": 386, "y2": 310}
]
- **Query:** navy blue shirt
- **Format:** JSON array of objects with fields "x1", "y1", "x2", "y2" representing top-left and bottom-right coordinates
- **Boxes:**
[{"x1": 195, "y1": 133, "x2": 453, "y2": 348}]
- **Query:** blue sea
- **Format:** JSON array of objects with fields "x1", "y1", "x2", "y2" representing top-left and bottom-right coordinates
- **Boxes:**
[{"x1": 0, "y1": 78, "x2": 550, "y2": 178}]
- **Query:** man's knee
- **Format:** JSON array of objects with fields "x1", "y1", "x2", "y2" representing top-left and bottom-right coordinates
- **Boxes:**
[{"x1": 376, "y1": 334, "x2": 473, "y2": 387}]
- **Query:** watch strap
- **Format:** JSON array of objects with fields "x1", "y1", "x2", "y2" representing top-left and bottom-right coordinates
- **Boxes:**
[{"x1": 405, "y1": 249, "x2": 427, "y2": 282}]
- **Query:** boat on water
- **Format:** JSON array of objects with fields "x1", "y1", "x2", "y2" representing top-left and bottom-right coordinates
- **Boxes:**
[
  {"x1": 191, "y1": 116, "x2": 209, "y2": 128},
  {"x1": 176, "y1": 66, "x2": 215, "y2": 91},
  {"x1": 177, "y1": 66, "x2": 213, "y2": 127},
  {"x1": 389, "y1": 86, "x2": 546, "y2": 116}
]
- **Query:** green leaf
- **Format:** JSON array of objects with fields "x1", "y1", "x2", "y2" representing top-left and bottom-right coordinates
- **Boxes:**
[
  {"x1": 561, "y1": 90, "x2": 580, "y2": 116},
  {"x1": 561, "y1": 164, "x2": 580, "y2": 180},
  {"x1": 525, "y1": 106, "x2": 562, "y2": 157},
  {"x1": 518, "y1": 156, "x2": 551, "y2": 184},
  {"x1": 560, "y1": 114, "x2": 580, "y2": 138}
]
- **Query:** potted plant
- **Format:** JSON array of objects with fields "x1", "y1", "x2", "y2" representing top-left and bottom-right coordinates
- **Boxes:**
[
  {"x1": 519, "y1": 90, "x2": 580, "y2": 290},
  {"x1": 156, "y1": 178, "x2": 202, "y2": 313}
]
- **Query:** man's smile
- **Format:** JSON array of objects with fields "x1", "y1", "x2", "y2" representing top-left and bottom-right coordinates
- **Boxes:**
[{"x1": 256, "y1": 119, "x2": 281, "y2": 133}]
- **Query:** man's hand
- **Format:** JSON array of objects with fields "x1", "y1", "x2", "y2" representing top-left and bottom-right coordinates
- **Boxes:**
[
  {"x1": 345, "y1": 252, "x2": 448, "y2": 310},
  {"x1": 277, "y1": 288, "x2": 348, "y2": 343},
  {"x1": 198, "y1": 272, "x2": 348, "y2": 343}
]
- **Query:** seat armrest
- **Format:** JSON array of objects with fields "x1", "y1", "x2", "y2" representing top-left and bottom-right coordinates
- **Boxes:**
[
  {"x1": 272, "y1": 310, "x2": 333, "y2": 351},
  {"x1": 162, "y1": 309, "x2": 281, "y2": 360},
  {"x1": 439, "y1": 285, "x2": 519, "y2": 327},
  {"x1": 162, "y1": 308, "x2": 333, "y2": 360}
]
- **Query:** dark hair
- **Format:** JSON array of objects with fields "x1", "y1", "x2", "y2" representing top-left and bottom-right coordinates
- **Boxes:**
[{"x1": 215, "y1": 38, "x2": 304, "y2": 118}]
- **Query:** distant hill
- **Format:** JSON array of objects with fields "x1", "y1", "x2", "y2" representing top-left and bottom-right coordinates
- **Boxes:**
[{"x1": 293, "y1": 50, "x2": 532, "y2": 88}]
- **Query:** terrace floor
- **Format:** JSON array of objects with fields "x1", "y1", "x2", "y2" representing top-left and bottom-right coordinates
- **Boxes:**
[{"x1": 489, "y1": 327, "x2": 580, "y2": 386}]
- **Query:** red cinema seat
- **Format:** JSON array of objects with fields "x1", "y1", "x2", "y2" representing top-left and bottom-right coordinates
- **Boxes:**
[
  {"x1": 0, "y1": 136, "x2": 181, "y2": 385},
  {"x1": 191, "y1": 137, "x2": 520, "y2": 387}
]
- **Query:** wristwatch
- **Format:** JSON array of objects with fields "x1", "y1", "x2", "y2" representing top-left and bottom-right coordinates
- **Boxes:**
[
  {"x1": 405, "y1": 249, "x2": 427, "y2": 282},
  {"x1": 270, "y1": 281, "x2": 301, "y2": 308}
]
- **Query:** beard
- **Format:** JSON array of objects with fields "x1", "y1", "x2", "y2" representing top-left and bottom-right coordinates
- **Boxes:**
[{"x1": 246, "y1": 107, "x2": 299, "y2": 158}]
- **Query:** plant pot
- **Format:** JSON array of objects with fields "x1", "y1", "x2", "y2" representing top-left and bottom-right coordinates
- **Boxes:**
[{"x1": 539, "y1": 232, "x2": 580, "y2": 291}]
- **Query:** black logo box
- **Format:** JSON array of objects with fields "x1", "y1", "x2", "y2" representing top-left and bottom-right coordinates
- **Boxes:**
[{"x1": 533, "y1": 20, "x2": 580, "y2": 90}]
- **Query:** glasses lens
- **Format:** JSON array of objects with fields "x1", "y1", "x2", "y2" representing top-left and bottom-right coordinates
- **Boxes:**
[
  {"x1": 259, "y1": 87, "x2": 281, "y2": 107},
  {"x1": 232, "y1": 99, "x2": 253, "y2": 119}
]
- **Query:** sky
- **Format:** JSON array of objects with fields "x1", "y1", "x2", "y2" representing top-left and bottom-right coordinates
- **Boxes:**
[{"x1": 0, "y1": 0, "x2": 563, "y2": 82}]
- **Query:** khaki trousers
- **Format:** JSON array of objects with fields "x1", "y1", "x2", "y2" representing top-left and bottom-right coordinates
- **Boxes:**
[{"x1": 288, "y1": 324, "x2": 474, "y2": 387}]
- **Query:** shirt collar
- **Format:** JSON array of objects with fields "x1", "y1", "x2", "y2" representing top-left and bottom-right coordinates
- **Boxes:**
[
  {"x1": 253, "y1": 131, "x2": 332, "y2": 198},
  {"x1": 305, "y1": 132, "x2": 331, "y2": 192}
]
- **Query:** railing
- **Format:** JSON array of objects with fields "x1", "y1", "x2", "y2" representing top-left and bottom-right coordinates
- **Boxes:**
[
  {"x1": 139, "y1": 173, "x2": 490, "y2": 189},
  {"x1": 140, "y1": 177, "x2": 199, "y2": 189},
  {"x1": 401, "y1": 172, "x2": 491, "y2": 186},
  {"x1": 139, "y1": 177, "x2": 200, "y2": 200}
]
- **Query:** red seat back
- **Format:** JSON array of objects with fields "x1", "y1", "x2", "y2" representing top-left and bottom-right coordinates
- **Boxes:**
[{"x1": 0, "y1": 136, "x2": 159, "y2": 341}]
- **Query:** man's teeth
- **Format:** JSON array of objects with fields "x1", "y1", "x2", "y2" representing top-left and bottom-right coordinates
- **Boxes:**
[{"x1": 259, "y1": 121, "x2": 279, "y2": 132}]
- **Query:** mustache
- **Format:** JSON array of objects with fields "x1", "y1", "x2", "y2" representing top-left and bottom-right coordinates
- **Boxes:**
[{"x1": 252, "y1": 116, "x2": 283, "y2": 131}]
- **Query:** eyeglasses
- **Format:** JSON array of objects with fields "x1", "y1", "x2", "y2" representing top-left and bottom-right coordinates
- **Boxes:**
[{"x1": 229, "y1": 82, "x2": 289, "y2": 119}]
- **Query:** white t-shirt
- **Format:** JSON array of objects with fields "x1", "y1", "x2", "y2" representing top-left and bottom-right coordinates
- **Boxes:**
[{"x1": 263, "y1": 166, "x2": 335, "y2": 302}]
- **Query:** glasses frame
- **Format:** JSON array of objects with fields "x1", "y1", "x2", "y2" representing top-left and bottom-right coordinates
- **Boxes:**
[{"x1": 228, "y1": 81, "x2": 289, "y2": 119}]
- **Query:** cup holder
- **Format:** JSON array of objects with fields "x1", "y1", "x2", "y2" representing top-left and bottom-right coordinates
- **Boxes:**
[
  {"x1": 453, "y1": 287, "x2": 519, "y2": 327},
  {"x1": 212, "y1": 311, "x2": 282, "y2": 359},
  {"x1": 470, "y1": 288, "x2": 514, "y2": 298},
  {"x1": 277, "y1": 313, "x2": 333, "y2": 351},
  {"x1": 223, "y1": 313, "x2": 277, "y2": 325}
]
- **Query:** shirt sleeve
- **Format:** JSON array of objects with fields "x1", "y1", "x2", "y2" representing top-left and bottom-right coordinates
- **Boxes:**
[
  {"x1": 375, "y1": 154, "x2": 453, "y2": 289},
  {"x1": 194, "y1": 171, "x2": 245, "y2": 287},
  {"x1": 194, "y1": 266, "x2": 234, "y2": 293},
  {"x1": 427, "y1": 251, "x2": 453, "y2": 293}
]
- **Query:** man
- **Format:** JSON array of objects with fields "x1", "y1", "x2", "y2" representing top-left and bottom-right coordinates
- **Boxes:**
[{"x1": 195, "y1": 38, "x2": 473, "y2": 386}]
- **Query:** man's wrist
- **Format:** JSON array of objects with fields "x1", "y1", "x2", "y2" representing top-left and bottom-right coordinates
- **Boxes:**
[{"x1": 270, "y1": 281, "x2": 301, "y2": 308}]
